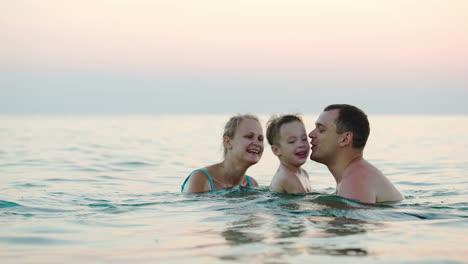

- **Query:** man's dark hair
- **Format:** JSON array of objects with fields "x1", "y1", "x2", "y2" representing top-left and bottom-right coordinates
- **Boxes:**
[{"x1": 324, "y1": 104, "x2": 370, "y2": 149}]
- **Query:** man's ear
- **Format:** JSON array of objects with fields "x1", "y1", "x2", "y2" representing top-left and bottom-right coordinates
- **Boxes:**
[
  {"x1": 223, "y1": 136, "x2": 232, "y2": 150},
  {"x1": 340, "y1": 132, "x2": 353, "y2": 147},
  {"x1": 271, "y1": 145, "x2": 281, "y2": 157}
]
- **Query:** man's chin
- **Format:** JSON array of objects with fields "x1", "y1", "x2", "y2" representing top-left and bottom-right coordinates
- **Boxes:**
[{"x1": 309, "y1": 154, "x2": 320, "y2": 162}]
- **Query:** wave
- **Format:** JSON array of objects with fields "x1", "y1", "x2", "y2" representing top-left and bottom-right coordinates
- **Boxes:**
[
  {"x1": 0, "y1": 200, "x2": 21, "y2": 208},
  {"x1": 111, "y1": 161, "x2": 152, "y2": 167},
  {"x1": 177, "y1": 188, "x2": 466, "y2": 222}
]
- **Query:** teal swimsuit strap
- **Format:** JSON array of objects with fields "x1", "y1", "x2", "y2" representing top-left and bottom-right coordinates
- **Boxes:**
[
  {"x1": 245, "y1": 175, "x2": 252, "y2": 187},
  {"x1": 181, "y1": 169, "x2": 215, "y2": 192}
]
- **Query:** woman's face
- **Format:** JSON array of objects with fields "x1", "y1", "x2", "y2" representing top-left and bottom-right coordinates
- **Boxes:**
[{"x1": 229, "y1": 119, "x2": 264, "y2": 165}]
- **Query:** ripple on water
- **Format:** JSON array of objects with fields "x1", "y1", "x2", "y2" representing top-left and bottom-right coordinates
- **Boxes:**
[
  {"x1": 111, "y1": 161, "x2": 152, "y2": 167},
  {"x1": 14, "y1": 183, "x2": 48, "y2": 188},
  {"x1": 44, "y1": 178, "x2": 99, "y2": 182},
  {"x1": 0, "y1": 236, "x2": 74, "y2": 246},
  {"x1": 96, "y1": 175, "x2": 119, "y2": 180},
  {"x1": 0, "y1": 200, "x2": 21, "y2": 208},
  {"x1": 208, "y1": 190, "x2": 467, "y2": 222}
]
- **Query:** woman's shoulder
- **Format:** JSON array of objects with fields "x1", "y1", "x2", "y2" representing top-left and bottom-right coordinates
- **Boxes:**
[
  {"x1": 246, "y1": 175, "x2": 259, "y2": 187},
  {"x1": 182, "y1": 168, "x2": 213, "y2": 193}
]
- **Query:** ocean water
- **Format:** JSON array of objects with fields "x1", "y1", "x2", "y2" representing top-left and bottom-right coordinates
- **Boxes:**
[{"x1": 1, "y1": 114, "x2": 467, "y2": 264}]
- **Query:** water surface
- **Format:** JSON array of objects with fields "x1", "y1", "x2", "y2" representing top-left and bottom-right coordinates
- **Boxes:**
[{"x1": 1, "y1": 115, "x2": 467, "y2": 263}]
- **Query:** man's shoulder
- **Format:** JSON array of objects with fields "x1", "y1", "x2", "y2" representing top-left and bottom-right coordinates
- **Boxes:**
[
  {"x1": 347, "y1": 159, "x2": 383, "y2": 178},
  {"x1": 339, "y1": 158, "x2": 402, "y2": 203}
]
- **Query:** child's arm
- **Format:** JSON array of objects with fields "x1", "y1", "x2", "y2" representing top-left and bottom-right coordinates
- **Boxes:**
[
  {"x1": 269, "y1": 173, "x2": 285, "y2": 193},
  {"x1": 270, "y1": 172, "x2": 309, "y2": 194},
  {"x1": 282, "y1": 176, "x2": 309, "y2": 194}
]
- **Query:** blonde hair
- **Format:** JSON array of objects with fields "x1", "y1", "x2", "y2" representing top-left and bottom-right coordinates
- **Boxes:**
[{"x1": 223, "y1": 114, "x2": 260, "y2": 157}]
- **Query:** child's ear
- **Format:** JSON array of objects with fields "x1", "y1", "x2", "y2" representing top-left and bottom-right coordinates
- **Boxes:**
[{"x1": 271, "y1": 145, "x2": 281, "y2": 157}]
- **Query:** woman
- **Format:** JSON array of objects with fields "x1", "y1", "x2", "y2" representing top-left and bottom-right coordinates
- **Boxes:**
[{"x1": 181, "y1": 114, "x2": 264, "y2": 193}]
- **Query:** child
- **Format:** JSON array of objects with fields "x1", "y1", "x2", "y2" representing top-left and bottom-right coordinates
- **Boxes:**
[{"x1": 267, "y1": 114, "x2": 311, "y2": 194}]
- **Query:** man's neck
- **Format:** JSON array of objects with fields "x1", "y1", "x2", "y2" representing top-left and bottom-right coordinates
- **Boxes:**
[{"x1": 327, "y1": 151, "x2": 363, "y2": 184}]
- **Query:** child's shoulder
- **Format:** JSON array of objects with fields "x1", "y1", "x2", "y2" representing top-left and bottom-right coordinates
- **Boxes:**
[{"x1": 271, "y1": 170, "x2": 287, "y2": 182}]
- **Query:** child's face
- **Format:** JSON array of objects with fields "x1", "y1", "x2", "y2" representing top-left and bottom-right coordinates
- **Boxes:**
[{"x1": 276, "y1": 121, "x2": 310, "y2": 166}]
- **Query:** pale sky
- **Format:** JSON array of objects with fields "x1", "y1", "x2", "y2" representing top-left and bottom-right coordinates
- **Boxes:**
[{"x1": 2, "y1": 0, "x2": 467, "y2": 114}]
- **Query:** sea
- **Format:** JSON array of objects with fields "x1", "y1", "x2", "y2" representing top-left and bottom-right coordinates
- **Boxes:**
[{"x1": 1, "y1": 114, "x2": 467, "y2": 264}]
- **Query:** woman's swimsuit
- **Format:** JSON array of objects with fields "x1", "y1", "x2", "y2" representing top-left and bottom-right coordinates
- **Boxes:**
[{"x1": 181, "y1": 169, "x2": 253, "y2": 192}]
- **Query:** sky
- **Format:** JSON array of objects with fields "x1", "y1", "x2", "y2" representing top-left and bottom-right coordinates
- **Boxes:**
[{"x1": 2, "y1": 0, "x2": 468, "y2": 115}]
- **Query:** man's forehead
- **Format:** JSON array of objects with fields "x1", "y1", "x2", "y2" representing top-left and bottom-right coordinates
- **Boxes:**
[{"x1": 316, "y1": 110, "x2": 338, "y2": 126}]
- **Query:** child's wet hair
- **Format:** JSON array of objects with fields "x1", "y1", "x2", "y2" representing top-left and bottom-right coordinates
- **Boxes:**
[{"x1": 266, "y1": 114, "x2": 303, "y2": 146}]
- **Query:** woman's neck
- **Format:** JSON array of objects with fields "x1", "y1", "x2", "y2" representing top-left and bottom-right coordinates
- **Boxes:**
[{"x1": 220, "y1": 159, "x2": 248, "y2": 185}]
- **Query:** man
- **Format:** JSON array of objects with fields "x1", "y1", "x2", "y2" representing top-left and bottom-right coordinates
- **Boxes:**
[{"x1": 309, "y1": 104, "x2": 403, "y2": 203}]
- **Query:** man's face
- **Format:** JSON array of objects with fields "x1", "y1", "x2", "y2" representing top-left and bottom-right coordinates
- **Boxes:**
[{"x1": 308, "y1": 109, "x2": 342, "y2": 164}]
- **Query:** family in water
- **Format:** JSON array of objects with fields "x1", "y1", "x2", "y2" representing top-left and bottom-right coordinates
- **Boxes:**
[{"x1": 181, "y1": 104, "x2": 403, "y2": 204}]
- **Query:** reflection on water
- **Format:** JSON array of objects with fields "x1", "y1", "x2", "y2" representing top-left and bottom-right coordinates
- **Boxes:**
[
  {"x1": 308, "y1": 246, "x2": 368, "y2": 257},
  {"x1": 221, "y1": 214, "x2": 266, "y2": 245},
  {"x1": 276, "y1": 218, "x2": 307, "y2": 239},
  {"x1": 211, "y1": 189, "x2": 381, "y2": 261},
  {"x1": 308, "y1": 217, "x2": 382, "y2": 237}
]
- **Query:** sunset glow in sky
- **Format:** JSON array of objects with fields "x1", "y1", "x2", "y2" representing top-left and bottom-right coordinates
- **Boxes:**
[{"x1": 2, "y1": 0, "x2": 468, "y2": 114}]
